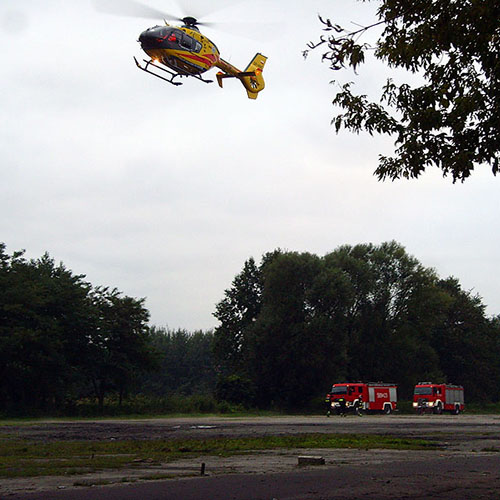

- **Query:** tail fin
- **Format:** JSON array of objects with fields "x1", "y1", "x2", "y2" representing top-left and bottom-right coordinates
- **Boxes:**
[
  {"x1": 216, "y1": 53, "x2": 268, "y2": 99},
  {"x1": 242, "y1": 53, "x2": 267, "y2": 99}
]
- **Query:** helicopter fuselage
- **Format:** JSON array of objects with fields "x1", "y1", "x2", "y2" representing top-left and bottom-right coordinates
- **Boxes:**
[
  {"x1": 138, "y1": 25, "x2": 220, "y2": 75},
  {"x1": 136, "y1": 23, "x2": 267, "y2": 99}
]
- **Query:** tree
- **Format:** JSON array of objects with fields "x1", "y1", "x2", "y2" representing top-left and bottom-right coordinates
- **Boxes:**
[
  {"x1": 431, "y1": 278, "x2": 500, "y2": 402},
  {"x1": 213, "y1": 257, "x2": 262, "y2": 376},
  {"x1": 245, "y1": 252, "x2": 326, "y2": 407},
  {"x1": 323, "y1": 242, "x2": 445, "y2": 397},
  {"x1": 305, "y1": 0, "x2": 500, "y2": 182},
  {"x1": 87, "y1": 287, "x2": 152, "y2": 410},
  {"x1": 0, "y1": 246, "x2": 94, "y2": 412}
]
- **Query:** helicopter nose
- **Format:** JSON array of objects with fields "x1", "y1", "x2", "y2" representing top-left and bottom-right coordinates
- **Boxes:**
[
  {"x1": 138, "y1": 27, "x2": 174, "y2": 51},
  {"x1": 138, "y1": 29, "x2": 162, "y2": 50},
  {"x1": 138, "y1": 30, "x2": 154, "y2": 47}
]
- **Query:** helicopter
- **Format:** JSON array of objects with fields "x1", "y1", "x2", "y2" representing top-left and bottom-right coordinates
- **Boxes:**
[{"x1": 94, "y1": 0, "x2": 268, "y2": 99}]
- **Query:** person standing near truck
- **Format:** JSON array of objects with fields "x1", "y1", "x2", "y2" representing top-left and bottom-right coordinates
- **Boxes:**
[
  {"x1": 338, "y1": 397, "x2": 347, "y2": 416},
  {"x1": 355, "y1": 394, "x2": 363, "y2": 416}
]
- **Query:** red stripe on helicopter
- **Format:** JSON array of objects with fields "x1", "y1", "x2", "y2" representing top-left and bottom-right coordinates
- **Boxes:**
[{"x1": 183, "y1": 53, "x2": 219, "y2": 66}]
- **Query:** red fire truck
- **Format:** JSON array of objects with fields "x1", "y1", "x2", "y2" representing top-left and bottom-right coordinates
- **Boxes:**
[
  {"x1": 325, "y1": 382, "x2": 397, "y2": 415},
  {"x1": 413, "y1": 382, "x2": 465, "y2": 414}
]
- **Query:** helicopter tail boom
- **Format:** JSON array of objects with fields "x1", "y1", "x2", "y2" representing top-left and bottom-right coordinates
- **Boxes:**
[{"x1": 216, "y1": 53, "x2": 267, "y2": 99}]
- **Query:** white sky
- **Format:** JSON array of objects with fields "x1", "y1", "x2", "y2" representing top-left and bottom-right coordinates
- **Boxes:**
[{"x1": 1, "y1": 0, "x2": 499, "y2": 330}]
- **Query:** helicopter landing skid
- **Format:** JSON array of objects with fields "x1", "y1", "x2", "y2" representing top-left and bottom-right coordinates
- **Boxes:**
[
  {"x1": 134, "y1": 58, "x2": 213, "y2": 86},
  {"x1": 134, "y1": 58, "x2": 183, "y2": 86}
]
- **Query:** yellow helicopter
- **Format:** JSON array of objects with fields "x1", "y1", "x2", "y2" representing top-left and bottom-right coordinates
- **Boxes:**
[{"x1": 94, "y1": 0, "x2": 267, "y2": 99}]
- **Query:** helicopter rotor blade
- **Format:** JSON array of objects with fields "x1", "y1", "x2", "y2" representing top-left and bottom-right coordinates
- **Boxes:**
[
  {"x1": 93, "y1": 0, "x2": 277, "y2": 41},
  {"x1": 174, "y1": 0, "x2": 243, "y2": 23},
  {"x1": 177, "y1": 1, "x2": 278, "y2": 41},
  {"x1": 92, "y1": 0, "x2": 182, "y2": 22},
  {"x1": 196, "y1": 20, "x2": 279, "y2": 42}
]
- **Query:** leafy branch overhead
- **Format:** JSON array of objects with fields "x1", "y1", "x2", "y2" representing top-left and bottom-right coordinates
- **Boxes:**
[{"x1": 305, "y1": 0, "x2": 500, "y2": 182}]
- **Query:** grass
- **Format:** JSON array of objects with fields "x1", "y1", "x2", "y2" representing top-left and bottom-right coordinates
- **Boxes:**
[
  {"x1": 0, "y1": 410, "x2": 283, "y2": 427},
  {"x1": 0, "y1": 433, "x2": 440, "y2": 479}
]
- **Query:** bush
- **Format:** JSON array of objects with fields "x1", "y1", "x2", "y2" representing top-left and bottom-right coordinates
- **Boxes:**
[
  {"x1": 67, "y1": 393, "x2": 247, "y2": 417},
  {"x1": 215, "y1": 375, "x2": 256, "y2": 407}
]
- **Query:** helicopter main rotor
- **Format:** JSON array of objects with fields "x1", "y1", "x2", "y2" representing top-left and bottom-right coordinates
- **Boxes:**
[{"x1": 92, "y1": 0, "x2": 230, "y2": 29}]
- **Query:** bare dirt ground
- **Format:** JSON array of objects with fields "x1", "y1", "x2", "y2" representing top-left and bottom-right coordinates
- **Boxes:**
[{"x1": 1, "y1": 414, "x2": 500, "y2": 499}]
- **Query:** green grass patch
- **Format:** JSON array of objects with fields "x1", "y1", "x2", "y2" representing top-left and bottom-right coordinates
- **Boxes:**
[{"x1": 0, "y1": 433, "x2": 440, "y2": 479}]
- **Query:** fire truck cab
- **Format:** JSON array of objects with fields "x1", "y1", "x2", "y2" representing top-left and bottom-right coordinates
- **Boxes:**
[
  {"x1": 325, "y1": 382, "x2": 397, "y2": 415},
  {"x1": 413, "y1": 382, "x2": 465, "y2": 414}
]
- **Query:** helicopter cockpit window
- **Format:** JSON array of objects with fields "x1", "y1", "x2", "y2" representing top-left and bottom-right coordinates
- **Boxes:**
[{"x1": 180, "y1": 33, "x2": 198, "y2": 51}]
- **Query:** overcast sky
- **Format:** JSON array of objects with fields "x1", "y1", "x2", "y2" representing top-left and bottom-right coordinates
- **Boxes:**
[{"x1": 1, "y1": 0, "x2": 499, "y2": 330}]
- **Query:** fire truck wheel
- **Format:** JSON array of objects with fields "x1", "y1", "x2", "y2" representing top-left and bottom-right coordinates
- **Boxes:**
[
  {"x1": 434, "y1": 403, "x2": 443, "y2": 415},
  {"x1": 453, "y1": 405, "x2": 460, "y2": 415},
  {"x1": 383, "y1": 404, "x2": 392, "y2": 415}
]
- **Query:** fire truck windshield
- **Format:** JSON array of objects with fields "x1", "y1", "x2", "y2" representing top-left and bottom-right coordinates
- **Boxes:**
[
  {"x1": 330, "y1": 386, "x2": 348, "y2": 395},
  {"x1": 414, "y1": 387, "x2": 433, "y2": 395}
]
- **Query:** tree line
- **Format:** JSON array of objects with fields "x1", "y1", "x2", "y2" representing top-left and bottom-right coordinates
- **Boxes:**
[
  {"x1": 1, "y1": 241, "x2": 499, "y2": 415},
  {"x1": 0, "y1": 243, "x2": 153, "y2": 413},
  {"x1": 0, "y1": 243, "x2": 218, "y2": 415},
  {"x1": 213, "y1": 242, "x2": 500, "y2": 408}
]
